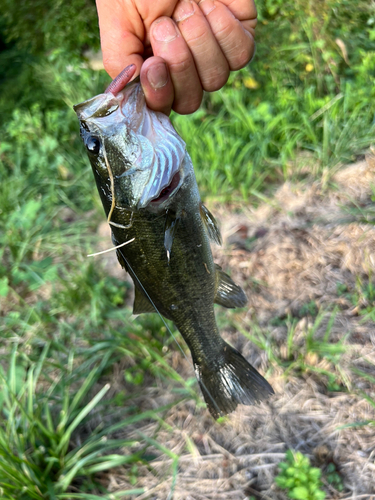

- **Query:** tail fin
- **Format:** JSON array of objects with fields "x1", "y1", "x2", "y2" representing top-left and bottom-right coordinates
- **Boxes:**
[{"x1": 193, "y1": 342, "x2": 274, "y2": 418}]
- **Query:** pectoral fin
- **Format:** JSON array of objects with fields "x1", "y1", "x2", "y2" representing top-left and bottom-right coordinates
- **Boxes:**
[
  {"x1": 164, "y1": 210, "x2": 180, "y2": 263},
  {"x1": 200, "y1": 203, "x2": 222, "y2": 246},
  {"x1": 133, "y1": 286, "x2": 155, "y2": 315},
  {"x1": 116, "y1": 249, "x2": 129, "y2": 272},
  {"x1": 214, "y1": 264, "x2": 247, "y2": 308}
]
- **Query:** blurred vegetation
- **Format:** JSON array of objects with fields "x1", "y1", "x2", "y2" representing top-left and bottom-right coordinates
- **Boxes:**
[
  {"x1": 1, "y1": 0, "x2": 375, "y2": 496},
  {"x1": 276, "y1": 450, "x2": 326, "y2": 500},
  {"x1": 0, "y1": 0, "x2": 99, "y2": 54}
]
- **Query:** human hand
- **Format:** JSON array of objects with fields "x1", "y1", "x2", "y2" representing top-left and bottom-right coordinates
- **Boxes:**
[{"x1": 96, "y1": 0, "x2": 257, "y2": 115}]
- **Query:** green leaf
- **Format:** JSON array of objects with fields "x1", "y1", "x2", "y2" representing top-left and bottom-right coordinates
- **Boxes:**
[
  {"x1": 290, "y1": 486, "x2": 309, "y2": 500},
  {"x1": 0, "y1": 277, "x2": 9, "y2": 297},
  {"x1": 314, "y1": 491, "x2": 326, "y2": 500},
  {"x1": 56, "y1": 383, "x2": 110, "y2": 456},
  {"x1": 308, "y1": 467, "x2": 321, "y2": 480}
]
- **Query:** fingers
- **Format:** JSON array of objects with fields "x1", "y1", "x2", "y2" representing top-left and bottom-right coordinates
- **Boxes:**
[
  {"x1": 96, "y1": 0, "x2": 145, "y2": 79},
  {"x1": 96, "y1": 0, "x2": 257, "y2": 116},
  {"x1": 172, "y1": 0, "x2": 229, "y2": 92},
  {"x1": 150, "y1": 17, "x2": 203, "y2": 114},
  {"x1": 140, "y1": 57, "x2": 175, "y2": 115},
  {"x1": 217, "y1": 0, "x2": 257, "y2": 22},
  {"x1": 198, "y1": 0, "x2": 255, "y2": 70},
  {"x1": 241, "y1": 18, "x2": 257, "y2": 38},
  {"x1": 147, "y1": 0, "x2": 257, "y2": 115},
  {"x1": 101, "y1": 34, "x2": 145, "y2": 81}
]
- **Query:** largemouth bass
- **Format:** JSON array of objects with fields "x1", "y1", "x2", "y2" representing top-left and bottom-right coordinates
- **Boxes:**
[{"x1": 74, "y1": 65, "x2": 273, "y2": 418}]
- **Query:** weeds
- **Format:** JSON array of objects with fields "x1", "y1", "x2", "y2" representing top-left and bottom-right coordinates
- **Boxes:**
[
  {"x1": 276, "y1": 450, "x2": 325, "y2": 500},
  {"x1": 0, "y1": 338, "x2": 187, "y2": 498},
  {"x1": 325, "y1": 463, "x2": 344, "y2": 492},
  {"x1": 238, "y1": 309, "x2": 349, "y2": 390},
  {"x1": 0, "y1": 343, "x2": 131, "y2": 498}
]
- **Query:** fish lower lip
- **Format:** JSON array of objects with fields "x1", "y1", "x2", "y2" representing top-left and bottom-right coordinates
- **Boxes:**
[{"x1": 150, "y1": 171, "x2": 181, "y2": 204}]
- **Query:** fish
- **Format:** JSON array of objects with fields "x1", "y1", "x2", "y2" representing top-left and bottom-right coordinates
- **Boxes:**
[{"x1": 73, "y1": 65, "x2": 274, "y2": 418}]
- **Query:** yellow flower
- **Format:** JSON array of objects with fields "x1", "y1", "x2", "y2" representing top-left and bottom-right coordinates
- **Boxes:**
[
  {"x1": 243, "y1": 76, "x2": 260, "y2": 89},
  {"x1": 305, "y1": 63, "x2": 314, "y2": 72},
  {"x1": 58, "y1": 164, "x2": 70, "y2": 180}
]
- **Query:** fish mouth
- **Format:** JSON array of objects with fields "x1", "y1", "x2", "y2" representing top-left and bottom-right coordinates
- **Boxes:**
[{"x1": 149, "y1": 171, "x2": 181, "y2": 206}]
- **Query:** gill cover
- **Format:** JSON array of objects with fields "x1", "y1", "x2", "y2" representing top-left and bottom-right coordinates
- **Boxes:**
[{"x1": 74, "y1": 75, "x2": 186, "y2": 209}]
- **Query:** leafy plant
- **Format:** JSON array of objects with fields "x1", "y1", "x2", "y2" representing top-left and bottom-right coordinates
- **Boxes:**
[
  {"x1": 0, "y1": 343, "x2": 179, "y2": 499},
  {"x1": 325, "y1": 463, "x2": 344, "y2": 492},
  {"x1": 276, "y1": 450, "x2": 326, "y2": 500}
]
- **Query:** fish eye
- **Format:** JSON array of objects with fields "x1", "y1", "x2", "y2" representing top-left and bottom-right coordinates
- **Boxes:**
[{"x1": 86, "y1": 136, "x2": 101, "y2": 155}]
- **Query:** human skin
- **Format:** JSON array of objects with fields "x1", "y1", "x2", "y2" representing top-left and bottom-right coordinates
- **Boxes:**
[{"x1": 96, "y1": 0, "x2": 257, "y2": 115}]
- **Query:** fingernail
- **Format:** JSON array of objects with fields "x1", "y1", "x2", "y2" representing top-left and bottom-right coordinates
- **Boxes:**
[
  {"x1": 173, "y1": 0, "x2": 195, "y2": 22},
  {"x1": 198, "y1": 0, "x2": 216, "y2": 16},
  {"x1": 153, "y1": 18, "x2": 178, "y2": 42},
  {"x1": 147, "y1": 63, "x2": 168, "y2": 90}
]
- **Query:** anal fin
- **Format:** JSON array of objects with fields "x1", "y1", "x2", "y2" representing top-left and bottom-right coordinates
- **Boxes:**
[
  {"x1": 200, "y1": 203, "x2": 222, "y2": 246},
  {"x1": 133, "y1": 286, "x2": 156, "y2": 315},
  {"x1": 214, "y1": 264, "x2": 247, "y2": 308}
]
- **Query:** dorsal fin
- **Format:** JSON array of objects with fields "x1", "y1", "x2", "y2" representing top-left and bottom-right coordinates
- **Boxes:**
[
  {"x1": 200, "y1": 203, "x2": 222, "y2": 246},
  {"x1": 214, "y1": 264, "x2": 247, "y2": 309},
  {"x1": 133, "y1": 286, "x2": 155, "y2": 315}
]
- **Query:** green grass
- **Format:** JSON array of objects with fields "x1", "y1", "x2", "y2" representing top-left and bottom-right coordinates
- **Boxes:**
[
  {"x1": 173, "y1": 79, "x2": 375, "y2": 200},
  {"x1": 0, "y1": 305, "x2": 196, "y2": 497},
  {"x1": 233, "y1": 309, "x2": 350, "y2": 392},
  {"x1": 0, "y1": 344, "x2": 170, "y2": 499},
  {"x1": 1, "y1": 0, "x2": 375, "y2": 496}
]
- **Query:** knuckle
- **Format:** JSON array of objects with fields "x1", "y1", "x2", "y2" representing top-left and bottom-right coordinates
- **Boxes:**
[
  {"x1": 229, "y1": 43, "x2": 252, "y2": 71},
  {"x1": 202, "y1": 70, "x2": 229, "y2": 92},
  {"x1": 182, "y1": 26, "x2": 207, "y2": 47},
  {"x1": 168, "y1": 58, "x2": 192, "y2": 75},
  {"x1": 173, "y1": 95, "x2": 202, "y2": 115},
  {"x1": 214, "y1": 19, "x2": 253, "y2": 71},
  {"x1": 215, "y1": 22, "x2": 233, "y2": 43}
]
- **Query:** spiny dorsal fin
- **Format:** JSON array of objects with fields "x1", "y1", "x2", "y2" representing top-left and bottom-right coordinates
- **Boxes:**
[
  {"x1": 214, "y1": 264, "x2": 247, "y2": 309},
  {"x1": 200, "y1": 203, "x2": 222, "y2": 246},
  {"x1": 164, "y1": 210, "x2": 180, "y2": 263},
  {"x1": 133, "y1": 286, "x2": 155, "y2": 315}
]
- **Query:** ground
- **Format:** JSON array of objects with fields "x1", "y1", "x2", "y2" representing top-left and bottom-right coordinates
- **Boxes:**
[{"x1": 90, "y1": 155, "x2": 375, "y2": 500}]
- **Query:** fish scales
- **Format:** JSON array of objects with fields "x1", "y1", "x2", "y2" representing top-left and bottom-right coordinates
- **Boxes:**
[
  {"x1": 74, "y1": 66, "x2": 274, "y2": 418},
  {"x1": 102, "y1": 174, "x2": 220, "y2": 362}
]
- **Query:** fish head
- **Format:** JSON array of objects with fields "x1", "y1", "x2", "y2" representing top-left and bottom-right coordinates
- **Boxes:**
[{"x1": 74, "y1": 76, "x2": 187, "y2": 213}]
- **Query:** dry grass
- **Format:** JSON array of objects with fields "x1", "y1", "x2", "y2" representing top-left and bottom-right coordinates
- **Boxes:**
[{"x1": 95, "y1": 155, "x2": 375, "y2": 499}]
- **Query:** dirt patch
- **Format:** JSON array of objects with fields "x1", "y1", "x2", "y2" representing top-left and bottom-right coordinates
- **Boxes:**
[{"x1": 95, "y1": 156, "x2": 375, "y2": 499}]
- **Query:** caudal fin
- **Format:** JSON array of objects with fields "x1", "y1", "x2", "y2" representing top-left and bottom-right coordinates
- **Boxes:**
[{"x1": 193, "y1": 342, "x2": 274, "y2": 418}]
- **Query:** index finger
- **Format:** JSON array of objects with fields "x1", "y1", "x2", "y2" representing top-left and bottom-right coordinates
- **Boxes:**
[{"x1": 96, "y1": 0, "x2": 144, "y2": 78}]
